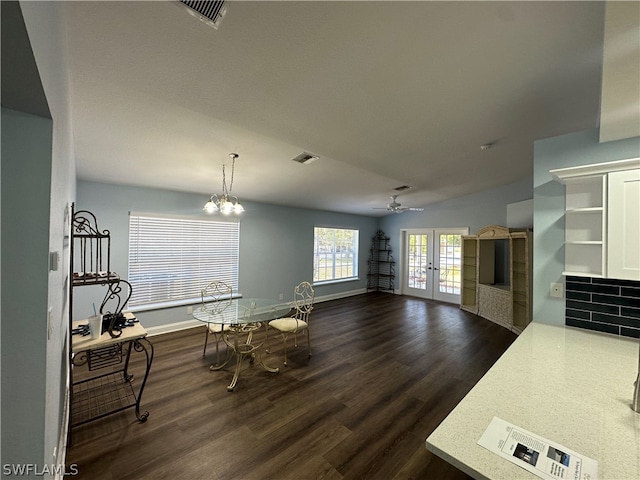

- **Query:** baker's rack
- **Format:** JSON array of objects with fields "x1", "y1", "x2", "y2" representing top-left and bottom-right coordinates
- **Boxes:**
[{"x1": 68, "y1": 204, "x2": 153, "y2": 432}]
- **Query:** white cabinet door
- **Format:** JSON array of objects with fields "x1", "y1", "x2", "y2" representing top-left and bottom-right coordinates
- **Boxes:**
[{"x1": 608, "y1": 169, "x2": 640, "y2": 280}]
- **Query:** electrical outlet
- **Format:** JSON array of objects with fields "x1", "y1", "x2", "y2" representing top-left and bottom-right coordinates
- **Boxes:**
[
  {"x1": 550, "y1": 282, "x2": 563, "y2": 298},
  {"x1": 187, "y1": 306, "x2": 193, "y2": 315},
  {"x1": 279, "y1": 293, "x2": 284, "y2": 300}
]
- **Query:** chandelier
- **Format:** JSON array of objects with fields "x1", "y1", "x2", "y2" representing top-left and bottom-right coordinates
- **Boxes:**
[{"x1": 203, "y1": 153, "x2": 245, "y2": 215}]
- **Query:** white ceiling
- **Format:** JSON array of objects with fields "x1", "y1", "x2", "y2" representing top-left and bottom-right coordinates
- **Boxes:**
[{"x1": 63, "y1": 1, "x2": 606, "y2": 216}]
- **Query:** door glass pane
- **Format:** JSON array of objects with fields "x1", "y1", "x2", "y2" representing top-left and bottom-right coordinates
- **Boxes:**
[
  {"x1": 408, "y1": 234, "x2": 428, "y2": 290},
  {"x1": 438, "y1": 234, "x2": 462, "y2": 295}
]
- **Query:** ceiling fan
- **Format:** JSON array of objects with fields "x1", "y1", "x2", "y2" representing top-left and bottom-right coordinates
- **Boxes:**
[{"x1": 375, "y1": 195, "x2": 424, "y2": 214}]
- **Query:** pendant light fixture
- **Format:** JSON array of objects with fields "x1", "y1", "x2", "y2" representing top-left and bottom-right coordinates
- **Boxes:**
[{"x1": 203, "y1": 153, "x2": 245, "y2": 215}]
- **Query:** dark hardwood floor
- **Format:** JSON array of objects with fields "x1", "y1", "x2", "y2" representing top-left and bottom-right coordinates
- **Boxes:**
[{"x1": 66, "y1": 293, "x2": 517, "y2": 479}]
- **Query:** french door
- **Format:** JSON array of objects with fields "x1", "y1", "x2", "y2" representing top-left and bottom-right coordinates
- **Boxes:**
[{"x1": 402, "y1": 228, "x2": 468, "y2": 303}]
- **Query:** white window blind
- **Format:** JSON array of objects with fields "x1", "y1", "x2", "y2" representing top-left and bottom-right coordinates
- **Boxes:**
[{"x1": 128, "y1": 213, "x2": 239, "y2": 307}]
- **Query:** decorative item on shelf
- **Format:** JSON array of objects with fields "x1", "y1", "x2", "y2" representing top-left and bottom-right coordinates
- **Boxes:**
[{"x1": 203, "y1": 153, "x2": 245, "y2": 215}]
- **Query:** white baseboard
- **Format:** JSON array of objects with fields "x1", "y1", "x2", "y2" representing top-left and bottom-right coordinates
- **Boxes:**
[
  {"x1": 146, "y1": 319, "x2": 203, "y2": 337},
  {"x1": 314, "y1": 288, "x2": 367, "y2": 303}
]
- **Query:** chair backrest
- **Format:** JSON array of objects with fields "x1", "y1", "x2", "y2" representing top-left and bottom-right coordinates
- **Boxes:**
[
  {"x1": 292, "y1": 281, "x2": 314, "y2": 321},
  {"x1": 201, "y1": 280, "x2": 233, "y2": 315}
]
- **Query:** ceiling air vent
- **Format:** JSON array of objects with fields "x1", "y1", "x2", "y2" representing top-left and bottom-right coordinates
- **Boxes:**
[
  {"x1": 292, "y1": 152, "x2": 320, "y2": 165},
  {"x1": 394, "y1": 185, "x2": 412, "y2": 192},
  {"x1": 179, "y1": 0, "x2": 227, "y2": 29}
]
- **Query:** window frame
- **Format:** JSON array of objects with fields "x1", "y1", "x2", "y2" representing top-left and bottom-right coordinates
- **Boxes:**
[{"x1": 313, "y1": 226, "x2": 359, "y2": 285}]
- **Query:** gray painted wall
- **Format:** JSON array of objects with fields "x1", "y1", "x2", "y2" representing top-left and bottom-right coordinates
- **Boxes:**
[
  {"x1": 1, "y1": 1, "x2": 76, "y2": 472},
  {"x1": 74, "y1": 181, "x2": 379, "y2": 329},
  {"x1": 1, "y1": 108, "x2": 52, "y2": 470},
  {"x1": 532, "y1": 128, "x2": 640, "y2": 326}
]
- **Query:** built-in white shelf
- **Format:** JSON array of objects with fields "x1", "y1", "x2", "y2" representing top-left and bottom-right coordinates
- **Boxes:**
[{"x1": 551, "y1": 157, "x2": 639, "y2": 279}]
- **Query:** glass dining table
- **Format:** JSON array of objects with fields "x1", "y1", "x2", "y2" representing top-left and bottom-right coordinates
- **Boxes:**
[{"x1": 192, "y1": 298, "x2": 292, "y2": 391}]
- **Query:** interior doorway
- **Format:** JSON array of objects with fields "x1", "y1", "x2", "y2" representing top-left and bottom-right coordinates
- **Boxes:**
[{"x1": 401, "y1": 228, "x2": 468, "y2": 303}]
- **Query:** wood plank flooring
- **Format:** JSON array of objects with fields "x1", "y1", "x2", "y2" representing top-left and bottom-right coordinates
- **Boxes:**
[{"x1": 66, "y1": 293, "x2": 517, "y2": 479}]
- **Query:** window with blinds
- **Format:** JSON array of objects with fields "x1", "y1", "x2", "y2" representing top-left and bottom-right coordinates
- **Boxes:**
[{"x1": 128, "y1": 213, "x2": 239, "y2": 307}]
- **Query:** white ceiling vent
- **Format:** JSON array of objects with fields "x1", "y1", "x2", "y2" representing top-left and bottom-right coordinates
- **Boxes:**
[
  {"x1": 292, "y1": 152, "x2": 320, "y2": 165},
  {"x1": 179, "y1": 1, "x2": 227, "y2": 29}
]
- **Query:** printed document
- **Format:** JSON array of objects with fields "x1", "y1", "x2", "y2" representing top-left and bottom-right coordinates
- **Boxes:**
[{"x1": 478, "y1": 416, "x2": 598, "y2": 480}]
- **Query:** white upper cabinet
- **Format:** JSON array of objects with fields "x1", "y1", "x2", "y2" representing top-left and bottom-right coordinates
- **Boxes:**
[
  {"x1": 608, "y1": 169, "x2": 640, "y2": 280},
  {"x1": 550, "y1": 158, "x2": 640, "y2": 280}
]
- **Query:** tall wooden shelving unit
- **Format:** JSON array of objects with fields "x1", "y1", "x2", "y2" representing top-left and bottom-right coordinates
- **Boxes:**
[
  {"x1": 460, "y1": 236, "x2": 479, "y2": 314},
  {"x1": 367, "y1": 230, "x2": 395, "y2": 293},
  {"x1": 460, "y1": 225, "x2": 532, "y2": 334}
]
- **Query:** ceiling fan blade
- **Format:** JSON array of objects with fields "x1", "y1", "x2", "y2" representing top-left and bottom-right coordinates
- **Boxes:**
[{"x1": 374, "y1": 194, "x2": 423, "y2": 213}]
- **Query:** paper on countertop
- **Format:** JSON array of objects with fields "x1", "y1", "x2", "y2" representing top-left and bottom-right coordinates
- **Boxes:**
[{"x1": 478, "y1": 416, "x2": 598, "y2": 480}]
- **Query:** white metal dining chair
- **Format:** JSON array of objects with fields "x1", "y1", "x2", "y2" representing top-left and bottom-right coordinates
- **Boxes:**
[
  {"x1": 268, "y1": 281, "x2": 315, "y2": 366},
  {"x1": 201, "y1": 280, "x2": 233, "y2": 364}
]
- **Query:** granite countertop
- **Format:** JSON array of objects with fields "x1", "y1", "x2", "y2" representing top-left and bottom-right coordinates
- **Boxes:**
[{"x1": 426, "y1": 322, "x2": 640, "y2": 479}]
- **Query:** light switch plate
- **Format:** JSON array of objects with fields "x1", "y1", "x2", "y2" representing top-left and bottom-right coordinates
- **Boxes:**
[
  {"x1": 49, "y1": 251, "x2": 60, "y2": 271},
  {"x1": 48, "y1": 307, "x2": 54, "y2": 339}
]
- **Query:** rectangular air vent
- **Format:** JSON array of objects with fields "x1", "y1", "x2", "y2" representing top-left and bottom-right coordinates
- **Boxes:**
[
  {"x1": 179, "y1": 0, "x2": 227, "y2": 29},
  {"x1": 292, "y1": 152, "x2": 320, "y2": 165}
]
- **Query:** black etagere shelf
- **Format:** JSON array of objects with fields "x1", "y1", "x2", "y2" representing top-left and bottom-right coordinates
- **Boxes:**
[{"x1": 366, "y1": 230, "x2": 395, "y2": 293}]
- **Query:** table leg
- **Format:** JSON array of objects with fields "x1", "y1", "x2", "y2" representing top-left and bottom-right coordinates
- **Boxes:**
[
  {"x1": 212, "y1": 322, "x2": 280, "y2": 391},
  {"x1": 227, "y1": 348, "x2": 244, "y2": 391},
  {"x1": 208, "y1": 347, "x2": 233, "y2": 371},
  {"x1": 255, "y1": 349, "x2": 279, "y2": 374}
]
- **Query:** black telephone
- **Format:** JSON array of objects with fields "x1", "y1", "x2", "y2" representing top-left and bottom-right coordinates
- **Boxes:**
[{"x1": 102, "y1": 312, "x2": 126, "y2": 338}]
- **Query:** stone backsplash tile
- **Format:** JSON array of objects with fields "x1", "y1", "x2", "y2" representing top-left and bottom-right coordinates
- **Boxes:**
[{"x1": 565, "y1": 276, "x2": 640, "y2": 338}]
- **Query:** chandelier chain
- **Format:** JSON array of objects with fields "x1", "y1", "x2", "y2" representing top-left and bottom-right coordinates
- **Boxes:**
[
  {"x1": 221, "y1": 153, "x2": 237, "y2": 196},
  {"x1": 222, "y1": 164, "x2": 228, "y2": 195}
]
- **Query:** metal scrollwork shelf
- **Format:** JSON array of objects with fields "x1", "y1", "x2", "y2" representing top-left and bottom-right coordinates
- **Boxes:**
[
  {"x1": 71, "y1": 337, "x2": 154, "y2": 427},
  {"x1": 69, "y1": 203, "x2": 153, "y2": 436},
  {"x1": 366, "y1": 230, "x2": 395, "y2": 293}
]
